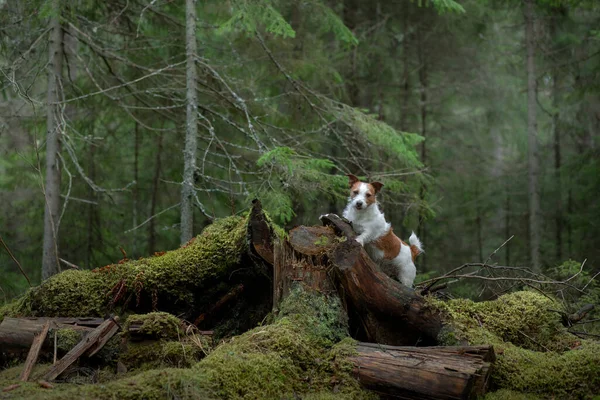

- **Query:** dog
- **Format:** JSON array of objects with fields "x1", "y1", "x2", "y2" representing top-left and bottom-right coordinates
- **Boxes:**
[{"x1": 341, "y1": 174, "x2": 423, "y2": 287}]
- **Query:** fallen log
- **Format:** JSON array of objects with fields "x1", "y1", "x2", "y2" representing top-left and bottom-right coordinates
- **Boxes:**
[{"x1": 351, "y1": 343, "x2": 495, "y2": 399}]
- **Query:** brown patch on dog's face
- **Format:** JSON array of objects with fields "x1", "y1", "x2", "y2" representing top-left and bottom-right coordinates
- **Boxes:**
[{"x1": 364, "y1": 183, "x2": 377, "y2": 206}]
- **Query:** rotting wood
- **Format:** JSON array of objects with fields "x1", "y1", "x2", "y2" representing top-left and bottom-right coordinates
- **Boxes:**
[
  {"x1": 287, "y1": 213, "x2": 448, "y2": 345},
  {"x1": 350, "y1": 343, "x2": 495, "y2": 399},
  {"x1": 41, "y1": 317, "x2": 119, "y2": 381},
  {"x1": 20, "y1": 321, "x2": 51, "y2": 382},
  {"x1": 249, "y1": 199, "x2": 275, "y2": 264},
  {"x1": 0, "y1": 317, "x2": 144, "y2": 351},
  {"x1": 87, "y1": 317, "x2": 120, "y2": 357}
]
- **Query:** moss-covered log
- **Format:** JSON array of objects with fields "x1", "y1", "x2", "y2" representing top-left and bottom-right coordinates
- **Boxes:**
[{"x1": 0, "y1": 202, "x2": 275, "y2": 339}]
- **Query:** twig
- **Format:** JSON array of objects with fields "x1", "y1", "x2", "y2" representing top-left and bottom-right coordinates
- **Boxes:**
[
  {"x1": 568, "y1": 331, "x2": 600, "y2": 339},
  {"x1": 0, "y1": 235, "x2": 31, "y2": 287},
  {"x1": 484, "y1": 235, "x2": 514, "y2": 265},
  {"x1": 124, "y1": 203, "x2": 181, "y2": 234},
  {"x1": 59, "y1": 258, "x2": 80, "y2": 270},
  {"x1": 517, "y1": 330, "x2": 551, "y2": 352}
]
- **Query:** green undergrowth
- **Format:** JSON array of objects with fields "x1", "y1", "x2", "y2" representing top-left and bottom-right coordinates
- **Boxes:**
[
  {"x1": 0, "y1": 285, "x2": 373, "y2": 400},
  {"x1": 1, "y1": 216, "x2": 249, "y2": 319},
  {"x1": 431, "y1": 291, "x2": 600, "y2": 398}
]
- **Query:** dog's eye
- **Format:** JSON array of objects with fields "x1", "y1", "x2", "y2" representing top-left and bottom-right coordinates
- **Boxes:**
[
  {"x1": 353, "y1": 190, "x2": 359, "y2": 195},
  {"x1": 366, "y1": 193, "x2": 372, "y2": 198}
]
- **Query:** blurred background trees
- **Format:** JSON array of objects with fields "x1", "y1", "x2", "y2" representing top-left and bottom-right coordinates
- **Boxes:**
[{"x1": 1, "y1": 0, "x2": 599, "y2": 303}]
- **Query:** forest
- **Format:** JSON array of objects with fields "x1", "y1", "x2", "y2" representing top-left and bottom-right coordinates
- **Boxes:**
[{"x1": 0, "y1": 0, "x2": 599, "y2": 399}]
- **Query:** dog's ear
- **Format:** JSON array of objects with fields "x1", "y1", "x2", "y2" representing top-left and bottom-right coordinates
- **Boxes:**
[
  {"x1": 347, "y1": 174, "x2": 359, "y2": 187},
  {"x1": 371, "y1": 181, "x2": 384, "y2": 193}
]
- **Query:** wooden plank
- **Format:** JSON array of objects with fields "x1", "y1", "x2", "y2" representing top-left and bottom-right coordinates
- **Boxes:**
[
  {"x1": 19, "y1": 321, "x2": 51, "y2": 382},
  {"x1": 41, "y1": 317, "x2": 119, "y2": 381},
  {"x1": 87, "y1": 318, "x2": 119, "y2": 357}
]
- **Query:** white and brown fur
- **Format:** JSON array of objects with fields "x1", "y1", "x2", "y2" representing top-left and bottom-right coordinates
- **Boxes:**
[{"x1": 341, "y1": 174, "x2": 423, "y2": 287}]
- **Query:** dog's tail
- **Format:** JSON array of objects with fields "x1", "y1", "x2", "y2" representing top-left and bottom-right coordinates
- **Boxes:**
[{"x1": 409, "y1": 232, "x2": 423, "y2": 261}]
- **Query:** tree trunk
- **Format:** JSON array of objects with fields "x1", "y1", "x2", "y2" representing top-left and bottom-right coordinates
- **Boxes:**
[
  {"x1": 148, "y1": 132, "x2": 163, "y2": 254},
  {"x1": 42, "y1": 0, "x2": 64, "y2": 280},
  {"x1": 417, "y1": 22, "x2": 428, "y2": 271},
  {"x1": 291, "y1": 214, "x2": 448, "y2": 346},
  {"x1": 180, "y1": 0, "x2": 199, "y2": 244},
  {"x1": 132, "y1": 121, "x2": 140, "y2": 258},
  {"x1": 525, "y1": 0, "x2": 541, "y2": 271},
  {"x1": 553, "y1": 71, "x2": 562, "y2": 262},
  {"x1": 400, "y1": 4, "x2": 411, "y2": 132}
]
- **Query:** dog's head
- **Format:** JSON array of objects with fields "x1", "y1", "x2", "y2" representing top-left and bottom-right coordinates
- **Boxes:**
[{"x1": 346, "y1": 174, "x2": 383, "y2": 211}]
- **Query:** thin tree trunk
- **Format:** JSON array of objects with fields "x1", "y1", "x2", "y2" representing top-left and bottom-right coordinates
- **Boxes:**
[
  {"x1": 553, "y1": 72, "x2": 562, "y2": 262},
  {"x1": 86, "y1": 140, "x2": 96, "y2": 268},
  {"x1": 505, "y1": 189, "x2": 511, "y2": 266},
  {"x1": 132, "y1": 121, "x2": 140, "y2": 257},
  {"x1": 42, "y1": 0, "x2": 64, "y2": 280},
  {"x1": 417, "y1": 24, "x2": 428, "y2": 270},
  {"x1": 400, "y1": 4, "x2": 410, "y2": 132},
  {"x1": 180, "y1": 0, "x2": 199, "y2": 244},
  {"x1": 475, "y1": 182, "x2": 483, "y2": 263},
  {"x1": 149, "y1": 133, "x2": 163, "y2": 254},
  {"x1": 525, "y1": 0, "x2": 541, "y2": 271}
]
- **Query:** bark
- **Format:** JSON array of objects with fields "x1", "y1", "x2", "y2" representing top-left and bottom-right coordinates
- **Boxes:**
[
  {"x1": 553, "y1": 71, "x2": 562, "y2": 262},
  {"x1": 292, "y1": 214, "x2": 448, "y2": 345},
  {"x1": 148, "y1": 132, "x2": 163, "y2": 254},
  {"x1": 525, "y1": 0, "x2": 541, "y2": 271},
  {"x1": 400, "y1": 4, "x2": 411, "y2": 132},
  {"x1": 417, "y1": 22, "x2": 428, "y2": 271},
  {"x1": 132, "y1": 121, "x2": 140, "y2": 257},
  {"x1": 351, "y1": 343, "x2": 495, "y2": 399},
  {"x1": 42, "y1": 0, "x2": 64, "y2": 280},
  {"x1": 180, "y1": 0, "x2": 199, "y2": 244},
  {"x1": 19, "y1": 321, "x2": 50, "y2": 382}
]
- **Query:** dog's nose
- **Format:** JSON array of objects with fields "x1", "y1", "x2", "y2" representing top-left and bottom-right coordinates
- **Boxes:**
[{"x1": 356, "y1": 201, "x2": 363, "y2": 208}]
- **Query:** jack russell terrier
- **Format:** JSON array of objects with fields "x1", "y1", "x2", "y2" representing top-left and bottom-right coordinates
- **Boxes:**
[{"x1": 341, "y1": 174, "x2": 423, "y2": 287}]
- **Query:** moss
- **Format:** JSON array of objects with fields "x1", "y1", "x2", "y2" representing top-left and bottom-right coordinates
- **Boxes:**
[
  {"x1": 123, "y1": 312, "x2": 183, "y2": 340},
  {"x1": 21, "y1": 285, "x2": 371, "y2": 400},
  {"x1": 484, "y1": 389, "x2": 542, "y2": 400},
  {"x1": 54, "y1": 328, "x2": 83, "y2": 353},
  {"x1": 432, "y1": 291, "x2": 571, "y2": 350},
  {"x1": 492, "y1": 340, "x2": 600, "y2": 398},
  {"x1": 429, "y1": 290, "x2": 600, "y2": 398},
  {"x1": 119, "y1": 340, "x2": 204, "y2": 371},
  {"x1": 8, "y1": 215, "x2": 249, "y2": 318}
]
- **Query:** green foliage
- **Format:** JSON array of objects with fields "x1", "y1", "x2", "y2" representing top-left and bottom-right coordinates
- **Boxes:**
[
  {"x1": 218, "y1": 0, "x2": 296, "y2": 38},
  {"x1": 423, "y1": 0, "x2": 467, "y2": 14}
]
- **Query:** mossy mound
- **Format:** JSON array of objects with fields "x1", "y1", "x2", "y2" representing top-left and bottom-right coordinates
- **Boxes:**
[
  {"x1": 119, "y1": 340, "x2": 206, "y2": 371},
  {"x1": 1, "y1": 217, "x2": 266, "y2": 333},
  {"x1": 432, "y1": 290, "x2": 600, "y2": 398},
  {"x1": 123, "y1": 312, "x2": 183, "y2": 340},
  {"x1": 0, "y1": 285, "x2": 373, "y2": 400}
]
